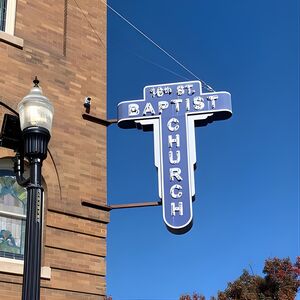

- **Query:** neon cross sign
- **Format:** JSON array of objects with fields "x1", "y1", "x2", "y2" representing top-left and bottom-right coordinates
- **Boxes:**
[{"x1": 118, "y1": 81, "x2": 232, "y2": 234}]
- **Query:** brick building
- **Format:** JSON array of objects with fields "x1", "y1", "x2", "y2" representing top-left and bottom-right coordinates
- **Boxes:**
[{"x1": 0, "y1": 0, "x2": 108, "y2": 298}]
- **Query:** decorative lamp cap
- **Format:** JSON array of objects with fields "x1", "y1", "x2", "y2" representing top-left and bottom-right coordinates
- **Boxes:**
[{"x1": 17, "y1": 77, "x2": 54, "y2": 134}]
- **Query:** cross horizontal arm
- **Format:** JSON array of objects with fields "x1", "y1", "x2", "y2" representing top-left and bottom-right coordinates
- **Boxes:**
[{"x1": 117, "y1": 91, "x2": 232, "y2": 129}]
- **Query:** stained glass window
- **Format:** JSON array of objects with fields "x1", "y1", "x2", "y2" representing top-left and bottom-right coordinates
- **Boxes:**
[
  {"x1": 0, "y1": 170, "x2": 27, "y2": 260},
  {"x1": 0, "y1": 0, "x2": 7, "y2": 32}
]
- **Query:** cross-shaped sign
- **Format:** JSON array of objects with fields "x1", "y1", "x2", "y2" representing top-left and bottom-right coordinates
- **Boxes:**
[{"x1": 118, "y1": 81, "x2": 232, "y2": 234}]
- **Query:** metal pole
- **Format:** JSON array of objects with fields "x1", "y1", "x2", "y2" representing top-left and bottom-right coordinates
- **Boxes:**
[{"x1": 22, "y1": 158, "x2": 43, "y2": 300}]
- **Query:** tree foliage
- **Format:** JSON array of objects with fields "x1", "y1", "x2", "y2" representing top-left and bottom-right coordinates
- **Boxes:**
[
  {"x1": 180, "y1": 257, "x2": 300, "y2": 300},
  {"x1": 180, "y1": 293, "x2": 206, "y2": 300}
]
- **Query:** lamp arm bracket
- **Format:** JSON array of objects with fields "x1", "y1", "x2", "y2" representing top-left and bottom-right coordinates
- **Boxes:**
[
  {"x1": 13, "y1": 153, "x2": 30, "y2": 187},
  {"x1": 82, "y1": 114, "x2": 117, "y2": 127},
  {"x1": 0, "y1": 101, "x2": 19, "y2": 116}
]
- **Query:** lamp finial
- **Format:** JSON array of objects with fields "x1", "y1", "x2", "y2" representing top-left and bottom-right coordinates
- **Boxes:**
[{"x1": 33, "y1": 76, "x2": 39, "y2": 87}]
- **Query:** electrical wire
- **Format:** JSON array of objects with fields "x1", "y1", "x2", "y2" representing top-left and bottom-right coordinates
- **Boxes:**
[
  {"x1": 127, "y1": 50, "x2": 190, "y2": 81},
  {"x1": 73, "y1": 0, "x2": 106, "y2": 48},
  {"x1": 100, "y1": 0, "x2": 215, "y2": 92},
  {"x1": 47, "y1": 149, "x2": 63, "y2": 202},
  {"x1": 73, "y1": 0, "x2": 215, "y2": 91},
  {"x1": 138, "y1": 56, "x2": 190, "y2": 81}
]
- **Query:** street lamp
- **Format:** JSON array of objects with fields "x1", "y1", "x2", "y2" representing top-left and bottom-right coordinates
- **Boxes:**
[{"x1": 17, "y1": 77, "x2": 54, "y2": 300}]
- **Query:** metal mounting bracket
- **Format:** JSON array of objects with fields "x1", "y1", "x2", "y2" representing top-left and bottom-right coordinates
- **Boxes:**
[
  {"x1": 81, "y1": 199, "x2": 162, "y2": 212},
  {"x1": 82, "y1": 113, "x2": 117, "y2": 127}
]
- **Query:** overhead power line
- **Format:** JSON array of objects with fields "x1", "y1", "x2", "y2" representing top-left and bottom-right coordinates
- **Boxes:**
[
  {"x1": 100, "y1": 0, "x2": 215, "y2": 92},
  {"x1": 128, "y1": 51, "x2": 190, "y2": 81}
]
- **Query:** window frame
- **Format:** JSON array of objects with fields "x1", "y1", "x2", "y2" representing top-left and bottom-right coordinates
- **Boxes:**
[
  {"x1": 0, "y1": 0, "x2": 16, "y2": 35},
  {"x1": 0, "y1": 0, "x2": 23, "y2": 48}
]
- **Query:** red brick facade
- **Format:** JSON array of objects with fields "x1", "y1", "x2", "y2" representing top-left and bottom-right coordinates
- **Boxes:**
[{"x1": 0, "y1": 0, "x2": 107, "y2": 298}]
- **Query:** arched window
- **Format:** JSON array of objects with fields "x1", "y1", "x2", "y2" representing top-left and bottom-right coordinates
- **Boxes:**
[{"x1": 0, "y1": 157, "x2": 27, "y2": 260}]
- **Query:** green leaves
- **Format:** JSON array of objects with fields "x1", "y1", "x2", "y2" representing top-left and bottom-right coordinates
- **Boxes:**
[{"x1": 180, "y1": 257, "x2": 300, "y2": 300}]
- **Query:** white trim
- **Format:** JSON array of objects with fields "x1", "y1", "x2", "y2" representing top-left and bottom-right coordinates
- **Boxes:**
[
  {"x1": 4, "y1": 0, "x2": 16, "y2": 35},
  {"x1": 117, "y1": 98, "x2": 144, "y2": 107},
  {"x1": 0, "y1": 29, "x2": 23, "y2": 48},
  {"x1": 0, "y1": 257, "x2": 51, "y2": 279}
]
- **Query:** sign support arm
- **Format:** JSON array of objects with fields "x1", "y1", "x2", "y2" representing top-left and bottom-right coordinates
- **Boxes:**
[{"x1": 81, "y1": 199, "x2": 162, "y2": 212}]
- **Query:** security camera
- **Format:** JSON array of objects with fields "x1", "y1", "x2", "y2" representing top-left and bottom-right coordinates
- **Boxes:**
[
  {"x1": 84, "y1": 97, "x2": 91, "y2": 108},
  {"x1": 84, "y1": 97, "x2": 91, "y2": 113}
]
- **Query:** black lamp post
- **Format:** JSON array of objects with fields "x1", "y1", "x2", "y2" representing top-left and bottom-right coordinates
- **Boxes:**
[{"x1": 16, "y1": 78, "x2": 54, "y2": 300}]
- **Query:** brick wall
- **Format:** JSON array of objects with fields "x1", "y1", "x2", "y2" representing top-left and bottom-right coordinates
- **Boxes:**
[{"x1": 0, "y1": 0, "x2": 107, "y2": 298}]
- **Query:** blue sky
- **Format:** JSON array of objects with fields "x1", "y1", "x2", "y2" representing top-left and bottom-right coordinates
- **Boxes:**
[{"x1": 106, "y1": 0, "x2": 299, "y2": 299}]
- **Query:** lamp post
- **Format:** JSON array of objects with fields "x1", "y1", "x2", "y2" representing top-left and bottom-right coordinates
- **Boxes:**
[{"x1": 17, "y1": 77, "x2": 54, "y2": 300}]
